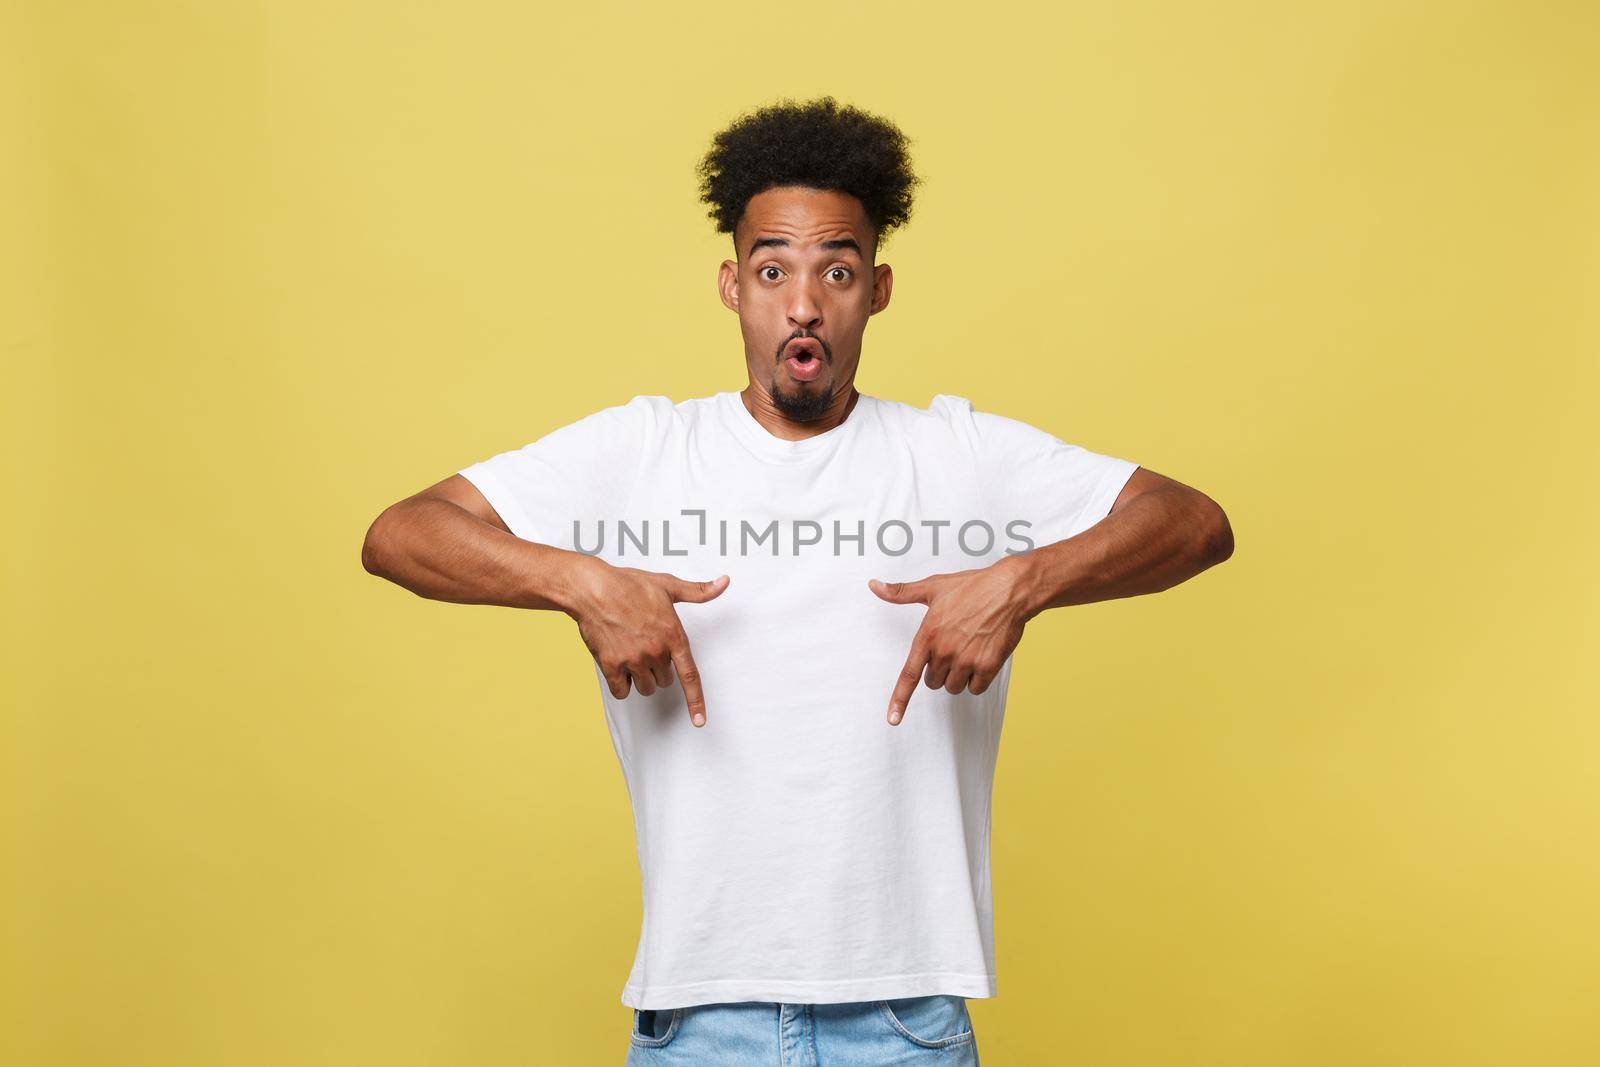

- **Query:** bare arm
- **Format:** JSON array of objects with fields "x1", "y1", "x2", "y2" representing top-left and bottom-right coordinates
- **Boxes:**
[
  {"x1": 360, "y1": 474, "x2": 596, "y2": 612},
  {"x1": 869, "y1": 466, "x2": 1233, "y2": 724},
  {"x1": 361, "y1": 474, "x2": 728, "y2": 726},
  {"x1": 1008, "y1": 465, "x2": 1234, "y2": 620}
]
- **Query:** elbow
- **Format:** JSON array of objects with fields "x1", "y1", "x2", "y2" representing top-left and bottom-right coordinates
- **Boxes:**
[
  {"x1": 1203, "y1": 499, "x2": 1234, "y2": 565},
  {"x1": 361, "y1": 510, "x2": 396, "y2": 577}
]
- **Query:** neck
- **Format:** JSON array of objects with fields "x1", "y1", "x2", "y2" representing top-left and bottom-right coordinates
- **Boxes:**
[{"x1": 738, "y1": 382, "x2": 861, "y2": 442}]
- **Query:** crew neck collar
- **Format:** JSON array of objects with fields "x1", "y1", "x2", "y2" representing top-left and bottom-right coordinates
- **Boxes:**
[{"x1": 719, "y1": 389, "x2": 871, "y2": 464}]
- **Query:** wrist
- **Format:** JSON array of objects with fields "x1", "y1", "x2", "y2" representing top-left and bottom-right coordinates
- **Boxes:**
[
  {"x1": 543, "y1": 548, "x2": 607, "y2": 618},
  {"x1": 996, "y1": 550, "x2": 1045, "y2": 623}
]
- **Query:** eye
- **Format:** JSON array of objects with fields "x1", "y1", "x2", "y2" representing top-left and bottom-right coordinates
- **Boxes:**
[
  {"x1": 760, "y1": 266, "x2": 784, "y2": 282},
  {"x1": 828, "y1": 267, "x2": 852, "y2": 282}
]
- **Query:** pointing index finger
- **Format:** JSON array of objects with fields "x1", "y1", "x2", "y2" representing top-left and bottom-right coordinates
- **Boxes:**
[
  {"x1": 888, "y1": 626, "x2": 931, "y2": 726},
  {"x1": 670, "y1": 629, "x2": 708, "y2": 727}
]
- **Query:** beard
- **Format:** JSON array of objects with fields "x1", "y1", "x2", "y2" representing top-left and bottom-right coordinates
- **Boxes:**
[
  {"x1": 769, "y1": 377, "x2": 835, "y2": 421},
  {"x1": 771, "y1": 331, "x2": 836, "y2": 420}
]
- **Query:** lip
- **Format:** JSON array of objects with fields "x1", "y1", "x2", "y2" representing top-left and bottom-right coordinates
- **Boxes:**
[{"x1": 784, "y1": 338, "x2": 824, "y2": 360}]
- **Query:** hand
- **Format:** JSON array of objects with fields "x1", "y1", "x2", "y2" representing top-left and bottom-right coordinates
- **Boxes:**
[
  {"x1": 869, "y1": 556, "x2": 1034, "y2": 725},
  {"x1": 566, "y1": 558, "x2": 730, "y2": 727}
]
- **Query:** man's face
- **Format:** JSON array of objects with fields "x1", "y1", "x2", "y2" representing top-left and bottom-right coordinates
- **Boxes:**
[{"x1": 717, "y1": 186, "x2": 893, "y2": 420}]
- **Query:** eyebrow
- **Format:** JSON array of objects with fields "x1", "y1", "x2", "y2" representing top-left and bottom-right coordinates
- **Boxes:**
[{"x1": 747, "y1": 236, "x2": 863, "y2": 259}]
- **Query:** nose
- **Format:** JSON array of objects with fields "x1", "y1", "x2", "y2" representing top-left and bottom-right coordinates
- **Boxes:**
[{"x1": 786, "y1": 277, "x2": 823, "y2": 332}]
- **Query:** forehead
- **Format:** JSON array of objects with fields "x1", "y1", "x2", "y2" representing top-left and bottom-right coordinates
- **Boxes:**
[{"x1": 737, "y1": 186, "x2": 872, "y2": 255}]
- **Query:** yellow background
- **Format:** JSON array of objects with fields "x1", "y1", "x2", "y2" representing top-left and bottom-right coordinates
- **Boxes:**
[{"x1": 6, "y1": 1, "x2": 1597, "y2": 1064}]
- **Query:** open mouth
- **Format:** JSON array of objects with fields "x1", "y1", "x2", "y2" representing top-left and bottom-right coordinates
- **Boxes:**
[
  {"x1": 784, "y1": 338, "x2": 825, "y2": 381},
  {"x1": 785, "y1": 338, "x2": 823, "y2": 362}
]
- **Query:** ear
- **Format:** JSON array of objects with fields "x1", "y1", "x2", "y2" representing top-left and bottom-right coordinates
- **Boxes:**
[
  {"x1": 869, "y1": 263, "x2": 894, "y2": 315},
  {"x1": 717, "y1": 259, "x2": 740, "y2": 313}
]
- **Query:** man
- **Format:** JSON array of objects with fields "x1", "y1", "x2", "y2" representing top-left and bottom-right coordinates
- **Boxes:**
[{"x1": 362, "y1": 96, "x2": 1233, "y2": 1065}]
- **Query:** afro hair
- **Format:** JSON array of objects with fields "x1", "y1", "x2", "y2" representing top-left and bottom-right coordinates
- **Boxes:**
[{"x1": 696, "y1": 96, "x2": 921, "y2": 256}]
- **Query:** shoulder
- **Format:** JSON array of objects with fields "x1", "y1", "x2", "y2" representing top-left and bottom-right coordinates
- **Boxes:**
[
  {"x1": 626, "y1": 392, "x2": 725, "y2": 437},
  {"x1": 868, "y1": 392, "x2": 978, "y2": 435},
  {"x1": 871, "y1": 393, "x2": 1043, "y2": 451},
  {"x1": 547, "y1": 395, "x2": 655, "y2": 434},
  {"x1": 519, "y1": 395, "x2": 672, "y2": 455},
  {"x1": 573, "y1": 394, "x2": 684, "y2": 432}
]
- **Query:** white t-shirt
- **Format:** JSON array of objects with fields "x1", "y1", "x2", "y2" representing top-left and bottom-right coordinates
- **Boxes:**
[{"x1": 458, "y1": 390, "x2": 1139, "y2": 1010}]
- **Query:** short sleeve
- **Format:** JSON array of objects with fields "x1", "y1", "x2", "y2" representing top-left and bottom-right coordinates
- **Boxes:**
[
  {"x1": 457, "y1": 395, "x2": 658, "y2": 548},
  {"x1": 932, "y1": 394, "x2": 1139, "y2": 550}
]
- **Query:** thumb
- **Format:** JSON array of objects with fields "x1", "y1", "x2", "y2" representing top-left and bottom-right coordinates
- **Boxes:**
[
  {"x1": 667, "y1": 573, "x2": 731, "y2": 604},
  {"x1": 869, "y1": 577, "x2": 929, "y2": 604}
]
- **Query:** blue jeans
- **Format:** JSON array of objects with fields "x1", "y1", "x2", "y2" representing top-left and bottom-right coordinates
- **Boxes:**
[{"x1": 625, "y1": 995, "x2": 980, "y2": 1065}]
